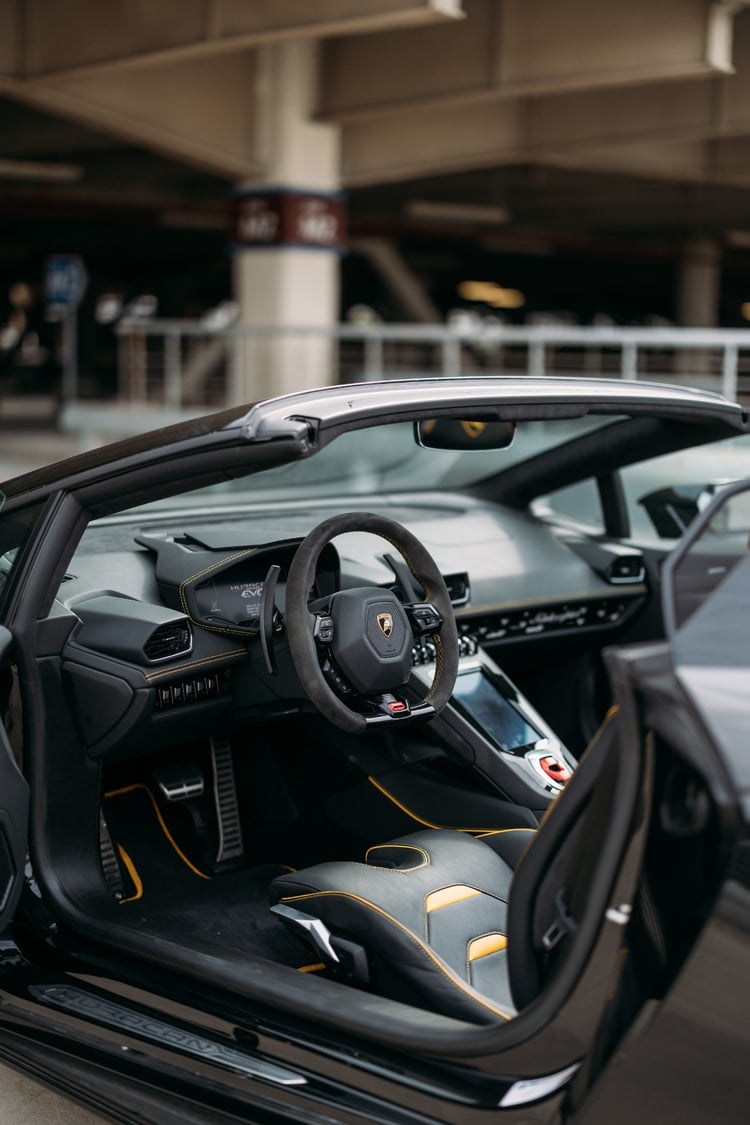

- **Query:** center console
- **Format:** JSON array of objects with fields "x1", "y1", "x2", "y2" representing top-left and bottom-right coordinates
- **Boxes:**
[{"x1": 412, "y1": 647, "x2": 575, "y2": 812}]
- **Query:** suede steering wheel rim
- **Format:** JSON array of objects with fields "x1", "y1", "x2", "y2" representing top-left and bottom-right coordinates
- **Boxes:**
[{"x1": 285, "y1": 512, "x2": 459, "y2": 733}]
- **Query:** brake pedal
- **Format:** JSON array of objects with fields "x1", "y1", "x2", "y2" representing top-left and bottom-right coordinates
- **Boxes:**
[{"x1": 153, "y1": 763, "x2": 205, "y2": 802}]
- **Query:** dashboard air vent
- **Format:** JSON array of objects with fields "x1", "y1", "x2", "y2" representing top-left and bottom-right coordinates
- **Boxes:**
[
  {"x1": 143, "y1": 620, "x2": 193, "y2": 663},
  {"x1": 443, "y1": 572, "x2": 470, "y2": 606},
  {"x1": 607, "y1": 555, "x2": 645, "y2": 584}
]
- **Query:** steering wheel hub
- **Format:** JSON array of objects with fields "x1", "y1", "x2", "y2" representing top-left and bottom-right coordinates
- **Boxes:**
[{"x1": 330, "y1": 588, "x2": 412, "y2": 694}]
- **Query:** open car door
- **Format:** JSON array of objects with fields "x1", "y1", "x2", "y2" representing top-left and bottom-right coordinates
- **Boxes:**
[
  {"x1": 0, "y1": 626, "x2": 27, "y2": 932},
  {"x1": 574, "y1": 478, "x2": 750, "y2": 1125},
  {"x1": 0, "y1": 493, "x2": 46, "y2": 934}
]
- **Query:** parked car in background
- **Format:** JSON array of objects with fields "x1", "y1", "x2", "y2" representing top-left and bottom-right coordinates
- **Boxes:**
[{"x1": 0, "y1": 375, "x2": 747, "y2": 1123}]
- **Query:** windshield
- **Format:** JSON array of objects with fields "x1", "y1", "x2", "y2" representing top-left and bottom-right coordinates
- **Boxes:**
[{"x1": 121, "y1": 414, "x2": 623, "y2": 514}]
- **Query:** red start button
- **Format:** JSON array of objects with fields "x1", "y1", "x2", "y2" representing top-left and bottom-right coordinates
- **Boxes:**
[
  {"x1": 539, "y1": 756, "x2": 572, "y2": 784},
  {"x1": 387, "y1": 700, "x2": 408, "y2": 713}
]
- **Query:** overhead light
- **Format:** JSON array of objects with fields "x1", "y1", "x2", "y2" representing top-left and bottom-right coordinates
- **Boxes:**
[
  {"x1": 727, "y1": 230, "x2": 750, "y2": 249},
  {"x1": 458, "y1": 280, "x2": 525, "y2": 309},
  {"x1": 405, "y1": 200, "x2": 511, "y2": 225},
  {"x1": 0, "y1": 159, "x2": 84, "y2": 184}
]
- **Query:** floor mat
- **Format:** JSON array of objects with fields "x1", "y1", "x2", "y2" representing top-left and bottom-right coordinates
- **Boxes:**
[{"x1": 103, "y1": 784, "x2": 313, "y2": 969}]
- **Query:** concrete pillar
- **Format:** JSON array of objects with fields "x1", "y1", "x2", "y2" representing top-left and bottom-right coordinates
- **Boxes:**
[
  {"x1": 677, "y1": 235, "x2": 721, "y2": 327},
  {"x1": 231, "y1": 39, "x2": 343, "y2": 403},
  {"x1": 675, "y1": 235, "x2": 721, "y2": 384}
]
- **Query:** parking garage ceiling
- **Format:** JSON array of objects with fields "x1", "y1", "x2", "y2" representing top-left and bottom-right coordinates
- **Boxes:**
[{"x1": 4, "y1": 0, "x2": 750, "y2": 313}]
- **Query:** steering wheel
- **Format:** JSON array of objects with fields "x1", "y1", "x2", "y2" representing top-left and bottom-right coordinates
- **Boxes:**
[{"x1": 284, "y1": 512, "x2": 459, "y2": 733}]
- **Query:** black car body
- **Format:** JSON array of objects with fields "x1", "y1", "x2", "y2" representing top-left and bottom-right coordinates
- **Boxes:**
[{"x1": 0, "y1": 375, "x2": 747, "y2": 1123}]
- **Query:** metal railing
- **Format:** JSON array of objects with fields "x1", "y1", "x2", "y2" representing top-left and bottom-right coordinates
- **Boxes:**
[{"x1": 112, "y1": 319, "x2": 750, "y2": 412}]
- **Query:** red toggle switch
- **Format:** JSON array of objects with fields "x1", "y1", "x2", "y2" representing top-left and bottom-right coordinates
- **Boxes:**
[{"x1": 539, "y1": 756, "x2": 572, "y2": 784}]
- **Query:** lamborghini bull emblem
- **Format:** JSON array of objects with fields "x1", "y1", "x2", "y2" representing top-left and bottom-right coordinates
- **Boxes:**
[{"x1": 377, "y1": 612, "x2": 394, "y2": 638}]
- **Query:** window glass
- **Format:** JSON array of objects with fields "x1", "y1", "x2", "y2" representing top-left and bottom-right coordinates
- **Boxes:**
[
  {"x1": 532, "y1": 478, "x2": 604, "y2": 534},
  {"x1": 620, "y1": 435, "x2": 750, "y2": 542},
  {"x1": 0, "y1": 501, "x2": 47, "y2": 615}
]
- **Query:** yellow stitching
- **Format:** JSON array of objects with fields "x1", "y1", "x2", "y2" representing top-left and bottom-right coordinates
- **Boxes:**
[
  {"x1": 179, "y1": 549, "x2": 261, "y2": 639},
  {"x1": 476, "y1": 828, "x2": 537, "y2": 838},
  {"x1": 180, "y1": 548, "x2": 259, "y2": 590},
  {"x1": 184, "y1": 619, "x2": 257, "y2": 640},
  {"x1": 368, "y1": 776, "x2": 512, "y2": 834},
  {"x1": 298, "y1": 962, "x2": 326, "y2": 973},
  {"x1": 145, "y1": 648, "x2": 247, "y2": 682},
  {"x1": 280, "y1": 889, "x2": 512, "y2": 1021},
  {"x1": 105, "y1": 783, "x2": 210, "y2": 880}
]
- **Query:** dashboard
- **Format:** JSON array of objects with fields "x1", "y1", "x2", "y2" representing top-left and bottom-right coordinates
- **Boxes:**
[{"x1": 46, "y1": 494, "x2": 649, "y2": 765}]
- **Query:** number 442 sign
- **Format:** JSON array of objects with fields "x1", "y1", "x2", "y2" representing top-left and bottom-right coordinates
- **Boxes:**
[{"x1": 44, "y1": 255, "x2": 88, "y2": 308}]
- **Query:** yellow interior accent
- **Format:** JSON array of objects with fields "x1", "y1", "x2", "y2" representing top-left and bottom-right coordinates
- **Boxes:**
[
  {"x1": 468, "y1": 933, "x2": 508, "y2": 961},
  {"x1": 368, "y1": 776, "x2": 520, "y2": 834},
  {"x1": 116, "y1": 844, "x2": 143, "y2": 904},
  {"x1": 105, "y1": 783, "x2": 210, "y2": 881},
  {"x1": 281, "y1": 888, "x2": 513, "y2": 1021},
  {"x1": 425, "y1": 885, "x2": 481, "y2": 913},
  {"x1": 298, "y1": 962, "x2": 326, "y2": 973}
]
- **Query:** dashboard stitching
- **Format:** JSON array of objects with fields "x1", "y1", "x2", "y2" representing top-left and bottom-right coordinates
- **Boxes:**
[
  {"x1": 179, "y1": 548, "x2": 262, "y2": 639},
  {"x1": 144, "y1": 648, "x2": 247, "y2": 682}
]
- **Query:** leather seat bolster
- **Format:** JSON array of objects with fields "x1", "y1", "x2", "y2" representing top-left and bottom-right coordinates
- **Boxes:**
[{"x1": 270, "y1": 829, "x2": 517, "y2": 1023}]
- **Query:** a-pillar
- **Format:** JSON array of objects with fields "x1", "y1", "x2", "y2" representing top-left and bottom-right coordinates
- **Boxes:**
[{"x1": 231, "y1": 39, "x2": 344, "y2": 404}]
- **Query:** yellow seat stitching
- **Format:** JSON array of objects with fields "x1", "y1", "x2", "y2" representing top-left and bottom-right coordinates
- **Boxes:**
[{"x1": 279, "y1": 889, "x2": 513, "y2": 1021}]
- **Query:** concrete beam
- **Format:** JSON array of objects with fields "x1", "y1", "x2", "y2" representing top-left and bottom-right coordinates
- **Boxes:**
[
  {"x1": 5, "y1": 52, "x2": 262, "y2": 179},
  {"x1": 340, "y1": 49, "x2": 750, "y2": 188},
  {"x1": 4, "y1": 1, "x2": 750, "y2": 194},
  {"x1": 320, "y1": 0, "x2": 745, "y2": 122},
  {"x1": 7, "y1": 0, "x2": 462, "y2": 80},
  {"x1": 339, "y1": 80, "x2": 719, "y2": 185}
]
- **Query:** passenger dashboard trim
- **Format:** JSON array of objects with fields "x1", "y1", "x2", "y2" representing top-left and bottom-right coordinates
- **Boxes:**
[{"x1": 144, "y1": 648, "x2": 248, "y2": 682}]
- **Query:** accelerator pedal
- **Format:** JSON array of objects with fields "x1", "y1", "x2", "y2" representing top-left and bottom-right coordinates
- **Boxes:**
[{"x1": 210, "y1": 738, "x2": 245, "y2": 867}]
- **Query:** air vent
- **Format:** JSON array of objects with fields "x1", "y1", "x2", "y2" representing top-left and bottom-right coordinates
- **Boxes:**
[
  {"x1": 607, "y1": 555, "x2": 645, "y2": 584},
  {"x1": 443, "y1": 572, "x2": 470, "y2": 606},
  {"x1": 143, "y1": 620, "x2": 193, "y2": 663}
]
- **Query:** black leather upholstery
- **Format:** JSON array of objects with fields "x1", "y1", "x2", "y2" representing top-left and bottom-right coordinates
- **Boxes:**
[
  {"x1": 270, "y1": 707, "x2": 624, "y2": 1025},
  {"x1": 270, "y1": 828, "x2": 517, "y2": 1023}
]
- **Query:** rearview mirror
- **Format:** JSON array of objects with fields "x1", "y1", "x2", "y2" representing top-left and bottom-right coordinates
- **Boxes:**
[{"x1": 415, "y1": 417, "x2": 516, "y2": 451}]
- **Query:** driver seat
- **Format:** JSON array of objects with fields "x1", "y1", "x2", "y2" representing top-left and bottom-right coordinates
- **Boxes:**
[{"x1": 270, "y1": 708, "x2": 626, "y2": 1023}]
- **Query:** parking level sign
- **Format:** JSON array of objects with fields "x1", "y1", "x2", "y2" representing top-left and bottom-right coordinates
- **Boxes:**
[{"x1": 45, "y1": 255, "x2": 87, "y2": 307}]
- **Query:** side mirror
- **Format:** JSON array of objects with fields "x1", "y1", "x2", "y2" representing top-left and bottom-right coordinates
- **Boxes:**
[
  {"x1": 415, "y1": 417, "x2": 516, "y2": 451},
  {"x1": 638, "y1": 481, "x2": 737, "y2": 538}
]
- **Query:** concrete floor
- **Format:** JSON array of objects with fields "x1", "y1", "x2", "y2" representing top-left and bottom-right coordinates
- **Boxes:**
[
  {"x1": 0, "y1": 424, "x2": 85, "y2": 480},
  {"x1": 0, "y1": 1062, "x2": 105, "y2": 1123}
]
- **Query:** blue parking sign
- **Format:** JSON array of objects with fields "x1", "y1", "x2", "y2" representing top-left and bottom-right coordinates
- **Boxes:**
[{"x1": 45, "y1": 255, "x2": 87, "y2": 307}]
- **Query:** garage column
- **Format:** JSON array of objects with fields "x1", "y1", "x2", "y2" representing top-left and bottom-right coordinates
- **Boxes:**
[
  {"x1": 677, "y1": 235, "x2": 721, "y2": 328},
  {"x1": 231, "y1": 40, "x2": 344, "y2": 404}
]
